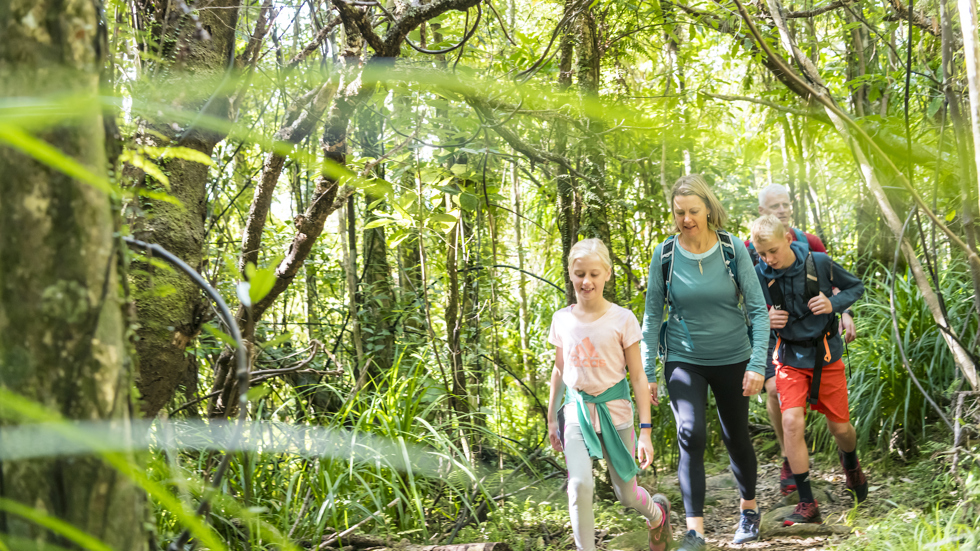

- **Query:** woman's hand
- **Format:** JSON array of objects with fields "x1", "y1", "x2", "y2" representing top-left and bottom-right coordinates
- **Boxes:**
[
  {"x1": 742, "y1": 370, "x2": 764, "y2": 396},
  {"x1": 808, "y1": 291, "x2": 833, "y2": 315},
  {"x1": 647, "y1": 382, "x2": 659, "y2": 407},
  {"x1": 637, "y1": 431, "x2": 655, "y2": 469},
  {"x1": 769, "y1": 307, "x2": 789, "y2": 329},
  {"x1": 548, "y1": 419, "x2": 563, "y2": 452}
]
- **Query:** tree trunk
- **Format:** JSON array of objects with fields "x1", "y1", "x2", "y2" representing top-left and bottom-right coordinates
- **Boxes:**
[
  {"x1": 555, "y1": 3, "x2": 577, "y2": 304},
  {"x1": 130, "y1": 0, "x2": 241, "y2": 418},
  {"x1": 358, "y1": 107, "x2": 395, "y2": 384},
  {"x1": 574, "y1": 10, "x2": 616, "y2": 301},
  {"x1": 512, "y1": 159, "x2": 533, "y2": 396},
  {"x1": 445, "y1": 207, "x2": 470, "y2": 420},
  {"x1": 0, "y1": 1, "x2": 147, "y2": 547}
]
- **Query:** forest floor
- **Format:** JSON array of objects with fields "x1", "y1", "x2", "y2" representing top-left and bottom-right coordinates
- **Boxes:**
[{"x1": 602, "y1": 454, "x2": 880, "y2": 551}]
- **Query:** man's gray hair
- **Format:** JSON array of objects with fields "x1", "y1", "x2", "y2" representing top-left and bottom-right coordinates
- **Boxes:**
[{"x1": 758, "y1": 183, "x2": 791, "y2": 206}]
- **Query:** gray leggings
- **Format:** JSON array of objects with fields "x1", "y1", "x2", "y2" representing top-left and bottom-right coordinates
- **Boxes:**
[{"x1": 564, "y1": 422, "x2": 664, "y2": 551}]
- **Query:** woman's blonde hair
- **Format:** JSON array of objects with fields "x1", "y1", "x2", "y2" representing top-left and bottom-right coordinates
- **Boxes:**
[
  {"x1": 670, "y1": 174, "x2": 728, "y2": 231},
  {"x1": 567, "y1": 238, "x2": 612, "y2": 273},
  {"x1": 749, "y1": 214, "x2": 788, "y2": 244}
]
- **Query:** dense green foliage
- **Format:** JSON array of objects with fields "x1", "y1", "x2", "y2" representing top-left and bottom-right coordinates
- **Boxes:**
[{"x1": 3, "y1": 0, "x2": 980, "y2": 548}]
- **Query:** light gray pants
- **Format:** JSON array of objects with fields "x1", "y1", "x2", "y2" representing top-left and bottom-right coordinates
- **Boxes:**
[{"x1": 564, "y1": 422, "x2": 663, "y2": 551}]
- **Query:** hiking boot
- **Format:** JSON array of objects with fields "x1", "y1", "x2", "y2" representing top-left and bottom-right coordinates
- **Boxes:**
[
  {"x1": 733, "y1": 509, "x2": 760, "y2": 543},
  {"x1": 839, "y1": 449, "x2": 869, "y2": 503},
  {"x1": 783, "y1": 500, "x2": 822, "y2": 525},
  {"x1": 676, "y1": 530, "x2": 706, "y2": 551},
  {"x1": 780, "y1": 458, "x2": 797, "y2": 496},
  {"x1": 647, "y1": 494, "x2": 672, "y2": 551}
]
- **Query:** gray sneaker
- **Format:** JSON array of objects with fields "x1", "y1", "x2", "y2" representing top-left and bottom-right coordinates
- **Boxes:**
[
  {"x1": 677, "y1": 530, "x2": 706, "y2": 551},
  {"x1": 733, "y1": 508, "x2": 760, "y2": 543}
]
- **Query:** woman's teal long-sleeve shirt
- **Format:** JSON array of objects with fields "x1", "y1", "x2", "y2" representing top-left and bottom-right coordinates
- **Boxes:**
[{"x1": 640, "y1": 234, "x2": 770, "y2": 382}]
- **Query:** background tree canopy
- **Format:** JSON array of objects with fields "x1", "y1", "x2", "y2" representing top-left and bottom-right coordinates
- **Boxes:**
[{"x1": 2, "y1": 0, "x2": 980, "y2": 548}]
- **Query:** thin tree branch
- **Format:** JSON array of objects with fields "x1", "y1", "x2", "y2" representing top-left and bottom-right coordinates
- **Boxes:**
[
  {"x1": 287, "y1": 17, "x2": 341, "y2": 69},
  {"x1": 381, "y1": 0, "x2": 484, "y2": 57},
  {"x1": 784, "y1": 0, "x2": 846, "y2": 17},
  {"x1": 703, "y1": 92, "x2": 814, "y2": 116},
  {"x1": 884, "y1": 0, "x2": 940, "y2": 36},
  {"x1": 332, "y1": 0, "x2": 386, "y2": 54}
]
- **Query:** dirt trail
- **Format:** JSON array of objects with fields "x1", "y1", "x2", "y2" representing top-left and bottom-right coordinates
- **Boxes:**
[{"x1": 605, "y1": 458, "x2": 866, "y2": 550}]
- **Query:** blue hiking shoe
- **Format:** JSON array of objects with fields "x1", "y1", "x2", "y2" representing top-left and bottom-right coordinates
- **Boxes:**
[
  {"x1": 677, "y1": 530, "x2": 706, "y2": 551},
  {"x1": 733, "y1": 508, "x2": 760, "y2": 543}
]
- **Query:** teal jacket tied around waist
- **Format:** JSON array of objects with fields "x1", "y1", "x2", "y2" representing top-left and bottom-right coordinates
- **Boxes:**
[{"x1": 563, "y1": 377, "x2": 638, "y2": 482}]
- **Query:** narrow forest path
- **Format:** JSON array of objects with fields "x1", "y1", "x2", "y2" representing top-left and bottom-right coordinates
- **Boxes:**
[{"x1": 604, "y1": 459, "x2": 866, "y2": 550}]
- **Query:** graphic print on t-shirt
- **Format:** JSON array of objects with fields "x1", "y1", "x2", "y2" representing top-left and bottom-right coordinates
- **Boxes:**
[{"x1": 569, "y1": 337, "x2": 608, "y2": 368}]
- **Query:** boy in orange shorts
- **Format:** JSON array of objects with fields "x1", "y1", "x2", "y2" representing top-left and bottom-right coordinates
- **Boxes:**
[{"x1": 750, "y1": 215, "x2": 868, "y2": 525}]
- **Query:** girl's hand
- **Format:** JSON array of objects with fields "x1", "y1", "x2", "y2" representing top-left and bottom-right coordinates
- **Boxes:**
[
  {"x1": 637, "y1": 431, "x2": 655, "y2": 469},
  {"x1": 647, "y1": 382, "x2": 659, "y2": 407},
  {"x1": 548, "y1": 420, "x2": 563, "y2": 452},
  {"x1": 808, "y1": 292, "x2": 833, "y2": 315},
  {"x1": 742, "y1": 370, "x2": 764, "y2": 396}
]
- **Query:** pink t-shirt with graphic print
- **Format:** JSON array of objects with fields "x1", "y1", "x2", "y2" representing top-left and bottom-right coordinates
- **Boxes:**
[{"x1": 548, "y1": 303, "x2": 642, "y2": 431}]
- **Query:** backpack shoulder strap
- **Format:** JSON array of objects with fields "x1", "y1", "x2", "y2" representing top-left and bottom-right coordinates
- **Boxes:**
[
  {"x1": 660, "y1": 235, "x2": 677, "y2": 306},
  {"x1": 804, "y1": 252, "x2": 821, "y2": 301},
  {"x1": 766, "y1": 276, "x2": 784, "y2": 309},
  {"x1": 716, "y1": 230, "x2": 740, "y2": 288},
  {"x1": 793, "y1": 228, "x2": 810, "y2": 252}
]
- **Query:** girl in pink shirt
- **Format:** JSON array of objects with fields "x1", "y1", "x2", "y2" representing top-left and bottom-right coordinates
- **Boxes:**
[{"x1": 546, "y1": 239, "x2": 672, "y2": 551}]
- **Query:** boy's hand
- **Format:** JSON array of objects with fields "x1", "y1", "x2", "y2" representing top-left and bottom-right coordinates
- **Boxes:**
[
  {"x1": 647, "y1": 382, "x2": 660, "y2": 407},
  {"x1": 808, "y1": 291, "x2": 833, "y2": 315},
  {"x1": 742, "y1": 370, "x2": 764, "y2": 396},
  {"x1": 548, "y1": 420, "x2": 563, "y2": 452},
  {"x1": 769, "y1": 307, "x2": 789, "y2": 329},
  {"x1": 637, "y1": 432, "x2": 655, "y2": 469}
]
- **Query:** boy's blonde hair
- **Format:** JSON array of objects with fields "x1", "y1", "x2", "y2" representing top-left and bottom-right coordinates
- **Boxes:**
[
  {"x1": 568, "y1": 238, "x2": 612, "y2": 273},
  {"x1": 750, "y1": 214, "x2": 789, "y2": 244},
  {"x1": 671, "y1": 174, "x2": 728, "y2": 231}
]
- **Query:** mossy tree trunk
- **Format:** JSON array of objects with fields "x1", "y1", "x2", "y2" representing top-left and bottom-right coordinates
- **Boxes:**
[
  {"x1": 129, "y1": 0, "x2": 241, "y2": 418},
  {"x1": 0, "y1": 1, "x2": 148, "y2": 548}
]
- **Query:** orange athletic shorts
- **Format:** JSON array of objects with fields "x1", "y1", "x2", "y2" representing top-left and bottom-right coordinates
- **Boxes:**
[{"x1": 775, "y1": 358, "x2": 850, "y2": 423}]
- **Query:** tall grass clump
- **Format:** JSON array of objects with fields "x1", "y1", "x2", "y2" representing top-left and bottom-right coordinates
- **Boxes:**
[{"x1": 150, "y1": 350, "x2": 500, "y2": 550}]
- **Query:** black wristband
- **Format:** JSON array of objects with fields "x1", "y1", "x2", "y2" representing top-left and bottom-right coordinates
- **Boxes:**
[{"x1": 843, "y1": 309, "x2": 855, "y2": 318}]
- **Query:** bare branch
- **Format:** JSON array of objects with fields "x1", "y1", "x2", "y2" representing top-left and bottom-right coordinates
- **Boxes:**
[
  {"x1": 242, "y1": 0, "x2": 277, "y2": 67},
  {"x1": 703, "y1": 92, "x2": 813, "y2": 116},
  {"x1": 239, "y1": 82, "x2": 340, "y2": 274},
  {"x1": 287, "y1": 18, "x2": 342, "y2": 69},
  {"x1": 381, "y1": 0, "x2": 484, "y2": 56},
  {"x1": 784, "y1": 0, "x2": 846, "y2": 18},
  {"x1": 332, "y1": 0, "x2": 387, "y2": 54},
  {"x1": 884, "y1": 0, "x2": 941, "y2": 36},
  {"x1": 466, "y1": 96, "x2": 595, "y2": 184}
]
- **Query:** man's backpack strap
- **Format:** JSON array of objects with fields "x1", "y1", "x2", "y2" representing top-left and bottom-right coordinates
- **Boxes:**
[{"x1": 793, "y1": 227, "x2": 808, "y2": 248}]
